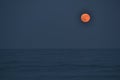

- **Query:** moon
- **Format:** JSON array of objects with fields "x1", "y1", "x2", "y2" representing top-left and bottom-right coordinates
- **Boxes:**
[{"x1": 81, "y1": 13, "x2": 91, "y2": 23}]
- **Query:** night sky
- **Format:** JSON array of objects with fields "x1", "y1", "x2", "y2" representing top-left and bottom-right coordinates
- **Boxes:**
[{"x1": 0, "y1": 0, "x2": 120, "y2": 49}]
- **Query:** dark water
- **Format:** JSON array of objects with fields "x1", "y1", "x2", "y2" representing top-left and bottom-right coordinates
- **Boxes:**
[{"x1": 0, "y1": 49, "x2": 120, "y2": 80}]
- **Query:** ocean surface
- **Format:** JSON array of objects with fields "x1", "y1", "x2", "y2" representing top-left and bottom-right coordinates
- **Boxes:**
[{"x1": 0, "y1": 49, "x2": 120, "y2": 80}]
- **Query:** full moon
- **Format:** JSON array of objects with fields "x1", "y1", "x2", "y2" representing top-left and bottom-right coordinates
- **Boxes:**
[{"x1": 80, "y1": 13, "x2": 91, "y2": 23}]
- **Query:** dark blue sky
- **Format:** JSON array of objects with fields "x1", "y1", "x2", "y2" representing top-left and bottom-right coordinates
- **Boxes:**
[{"x1": 0, "y1": 0, "x2": 120, "y2": 49}]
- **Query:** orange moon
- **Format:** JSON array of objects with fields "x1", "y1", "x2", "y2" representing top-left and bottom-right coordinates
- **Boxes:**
[{"x1": 81, "y1": 13, "x2": 91, "y2": 23}]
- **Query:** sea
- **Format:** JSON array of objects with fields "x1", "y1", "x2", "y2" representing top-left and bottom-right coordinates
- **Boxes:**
[{"x1": 0, "y1": 49, "x2": 120, "y2": 80}]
